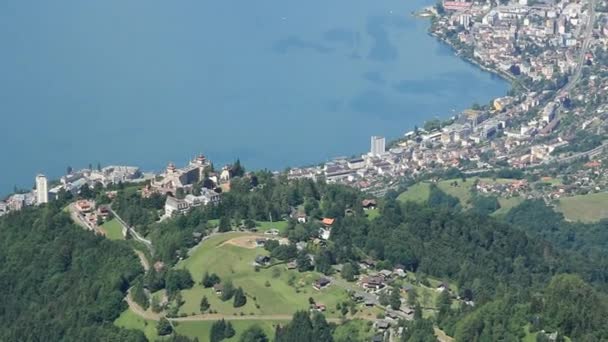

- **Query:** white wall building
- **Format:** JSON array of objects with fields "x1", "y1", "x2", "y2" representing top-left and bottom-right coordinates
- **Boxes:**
[
  {"x1": 36, "y1": 174, "x2": 48, "y2": 204},
  {"x1": 370, "y1": 136, "x2": 386, "y2": 157}
]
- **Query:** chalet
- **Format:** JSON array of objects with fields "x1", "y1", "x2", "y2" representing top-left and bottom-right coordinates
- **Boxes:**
[
  {"x1": 361, "y1": 276, "x2": 386, "y2": 290},
  {"x1": 313, "y1": 277, "x2": 331, "y2": 290},
  {"x1": 437, "y1": 282, "x2": 449, "y2": 292},
  {"x1": 362, "y1": 199, "x2": 377, "y2": 210},
  {"x1": 371, "y1": 335, "x2": 384, "y2": 342},
  {"x1": 360, "y1": 258, "x2": 377, "y2": 269},
  {"x1": 255, "y1": 238, "x2": 267, "y2": 247},
  {"x1": 352, "y1": 293, "x2": 365, "y2": 302},
  {"x1": 393, "y1": 265, "x2": 407, "y2": 278},
  {"x1": 311, "y1": 303, "x2": 326, "y2": 312},
  {"x1": 213, "y1": 283, "x2": 224, "y2": 295},
  {"x1": 255, "y1": 255, "x2": 271, "y2": 266},
  {"x1": 401, "y1": 285, "x2": 414, "y2": 294},
  {"x1": 401, "y1": 307, "x2": 414, "y2": 316},
  {"x1": 192, "y1": 232, "x2": 204, "y2": 242},
  {"x1": 264, "y1": 229, "x2": 280, "y2": 236},
  {"x1": 378, "y1": 269, "x2": 393, "y2": 278},
  {"x1": 374, "y1": 320, "x2": 390, "y2": 332}
]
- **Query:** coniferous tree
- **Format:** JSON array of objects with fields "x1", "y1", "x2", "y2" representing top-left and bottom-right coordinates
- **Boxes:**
[
  {"x1": 296, "y1": 251, "x2": 313, "y2": 272},
  {"x1": 157, "y1": 318, "x2": 173, "y2": 336},
  {"x1": 390, "y1": 286, "x2": 402, "y2": 310},
  {"x1": 221, "y1": 280, "x2": 235, "y2": 301},
  {"x1": 239, "y1": 325, "x2": 268, "y2": 342},
  {"x1": 131, "y1": 279, "x2": 149, "y2": 310},
  {"x1": 200, "y1": 296, "x2": 210, "y2": 312},
  {"x1": 233, "y1": 287, "x2": 247, "y2": 308},
  {"x1": 312, "y1": 312, "x2": 333, "y2": 342}
]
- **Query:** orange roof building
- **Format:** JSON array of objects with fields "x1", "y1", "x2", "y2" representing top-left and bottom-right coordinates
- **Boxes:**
[{"x1": 321, "y1": 218, "x2": 335, "y2": 226}]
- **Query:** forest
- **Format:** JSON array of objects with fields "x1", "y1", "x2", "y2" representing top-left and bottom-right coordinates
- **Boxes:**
[
  {"x1": 0, "y1": 201, "x2": 145, "y2": 341},
  {"x1": 3, "y1": 167, "x2": 608, "y2": 341}
]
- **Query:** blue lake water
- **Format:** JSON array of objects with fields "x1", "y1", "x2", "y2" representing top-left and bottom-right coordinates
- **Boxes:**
[{"x1": 0, "y1": 0, "x2": 508, "y2": 194}]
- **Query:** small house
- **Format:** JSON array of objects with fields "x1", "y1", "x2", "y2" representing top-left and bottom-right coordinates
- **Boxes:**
[
  {"x1": 321, "y1": 217, "x2": 335, "y2": 227},
  {"x1": 255, "y1": 255, "x2": 271, "y2": 266},
  {"x1": 313, "y1": 277, "x2": 331, "y2": 290},
  {"x1": 362, "y1": 199, "x2": 377, "y2": 210},
  {"x1": 311, "y1": 303, "x2": 326, "y2": 312},
  {"x1": 364, "y1": 299, "x2": 376, "y2": 307},
  {"x1": 361, "y1": 276, "x2": 386, "y2": 290},
  {"x1": 213, "y1": 283, "x2": 224, "y2": 295},
  {"x1": 286, "y1": 260, "x2": 297, "y2": 270},
  {"x1": 264, "y1": 229, "x2": 280, "y2": 236},
  {"x1": 297, "y1": 213, "x2": 307, "y2": 223},
  {"x1": 437, "y1": 282, "x2": 449, "y2": 292},
  {"x1": 374, "y1": 320, "x2": 390, "y2": 332},
  {"x1": 378, "y1": 269, "x2": 393, "y2": 278},
  {"x1": 255, "y1": 238, "x2": 267, "y2": 247}
]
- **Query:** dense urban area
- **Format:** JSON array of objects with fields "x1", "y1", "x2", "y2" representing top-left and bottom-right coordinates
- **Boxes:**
[{"x1": 2, "y1": 0, "x2": 608, "y2": 341}]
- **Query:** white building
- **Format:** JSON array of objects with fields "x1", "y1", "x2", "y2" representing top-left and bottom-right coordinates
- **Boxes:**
[
  {"x1": 370, "y1": 136, "x2": 386, "y2": 157},
  {"x1": 36, "y1": 174, "x2": 48, "y2": 204},
  {"x1": 164, "y1": 196, "x2": 190, "y2": 217}
]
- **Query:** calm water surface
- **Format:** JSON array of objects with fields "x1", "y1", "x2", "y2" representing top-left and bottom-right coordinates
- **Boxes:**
[{"x1": 0, "y1": 0, "x2": 508, "y2": 194}]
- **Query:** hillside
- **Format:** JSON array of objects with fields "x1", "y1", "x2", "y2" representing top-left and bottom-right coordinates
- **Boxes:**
[{"x1": 0, "y1": 203, "x2": 144, "y2": 341}]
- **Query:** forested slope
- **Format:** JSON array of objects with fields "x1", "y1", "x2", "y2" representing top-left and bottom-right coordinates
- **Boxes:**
[{"x1": 0, "y1": 204, "x2": 145, "y2": 341}]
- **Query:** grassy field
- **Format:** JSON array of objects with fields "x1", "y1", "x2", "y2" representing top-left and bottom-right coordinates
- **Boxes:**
[
  {"x1": 255, "y1": 220, "x2": 288, "y2": 234},
  {"x1": 397, "y1": 183, "x2": 431, "y2": 203},
  {"x1": 365, "y1": 208, "x2": 380, "y2": 220},
  {"x1": 176, "y1": 320, "x2": 284, "y2": 342},
  {"x1": 176, "y1": 233, "x2": 348, "y2": 317},
  {"x1": 114, "y1": 308, "x2": 285, "y2": 342},
  {"x1": 206, "y1": 219, "x2": 288, "y2": 234},
  {"x1": 398, "y1": 178, "x2": 522, "y2": 215},
  {"x1": 557, "y1": 192, "x2": 608, "y2": 223},
  {"x1": 115, "y1": 308, "x2": 159, "y2": 341},
  {"x1": 101, "y1": 219, "x2": 124, "y2": 240},
  {"x1": 492, "y1": 196, "x2": 525, "y2": 217}
]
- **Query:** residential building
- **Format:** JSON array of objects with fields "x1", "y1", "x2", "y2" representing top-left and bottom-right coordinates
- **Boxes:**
[
  {"x1": 36, "y1": 174, "x2": 48, "y2": 204},
  {"x1": 370, "y1": 136, "x2": 386, "y2": 157}
]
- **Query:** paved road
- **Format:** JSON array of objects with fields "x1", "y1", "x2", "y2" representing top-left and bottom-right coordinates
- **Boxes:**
[
  {"x1": 110, "y1": 207, "x2": 155, "y2": 255},
  {"x1": 563, "y1": 0, "x2": 596, "y2": 94},
  {"x1": 541, "y1": 140, "x2": 608, "y2": 165}
]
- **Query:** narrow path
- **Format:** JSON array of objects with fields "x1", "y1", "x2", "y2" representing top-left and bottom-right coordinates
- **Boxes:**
[
  {"x1": 134, "y1": 249, "x2": 150, "y2": 271},
  {"x1": 125, "y1": 291, "x2": 160, "y2": 321},
  {"x1": 109, "y1": 207, "x2": 155, "y2": 255}
]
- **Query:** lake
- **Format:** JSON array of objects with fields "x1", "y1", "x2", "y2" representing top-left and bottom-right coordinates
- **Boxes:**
[{"x1": 0, "y1": 0, "x2": 508, "y2": 194}]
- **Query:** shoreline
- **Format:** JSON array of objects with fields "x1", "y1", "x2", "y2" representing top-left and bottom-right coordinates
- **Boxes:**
[
  {"x1": 429, "y1": 31, "x2": 517, "y2": 86},
  {"x1": 1, "y1": 10, "x2": 515, "y2": 199}
]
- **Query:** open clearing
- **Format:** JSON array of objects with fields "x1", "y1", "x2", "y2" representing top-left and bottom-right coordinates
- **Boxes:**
[
  {"x1": 220, "y1": 235, "x2": 262, "y2": 249},
  {"x1": 398, "y1": 178, "x2": 523, "y2": 215},
  {"x1": 175, "y1": 232, "x2": 348, "y2": 318},
  {"x1": 115, "y1": 308, "x2": 286, "y2": 342},
  {"x1": 101, "y1": 219, "x2": 124, "y2": 240},
  {"x1": 397, "y1": 182, "x2": 431, "y2": 203},
  {"x1": 556, "y1": 192, "x2": 608, "y2": 223}
]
